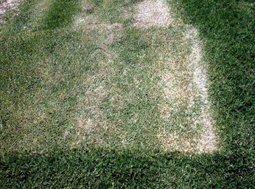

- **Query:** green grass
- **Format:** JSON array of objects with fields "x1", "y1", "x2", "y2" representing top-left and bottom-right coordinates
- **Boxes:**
[{"x1": 0, "y1": 0, "x2": 254, "y2": 187}]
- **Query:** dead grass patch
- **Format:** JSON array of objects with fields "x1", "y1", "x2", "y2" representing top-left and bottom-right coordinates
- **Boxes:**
[
  {"x1": 158, "y1": 25, "x2": 218, "y2": 153},
  {"x1": 158, "y1": 131, "x2": 200, "y2": 153},
  {"x1": 185, "y1": 27, "x2": 218, "y2": 153},
  {"x1": 134, "y1": 0, "x2": 174, "y2": 28},
  {"x1": 65, "y1": 33, "x2": 124, "y2": 149},
  {"x1": 0, "y1": 0, "x2": 19, "y2": 15},
  {"x1": 0, "y1": 0, "x2": 20, "y2": 27},
  {"x1": 238, "y1": 1, "x2": 254, "y2": 13},
  {"x1": 69, "y1": 0, "x2": 219, "y2": 153}
]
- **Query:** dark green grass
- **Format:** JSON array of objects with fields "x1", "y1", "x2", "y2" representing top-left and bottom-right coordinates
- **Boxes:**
[
  {"x1": 1, "y1": 0, "x2": 255, "y2": 187},
  {"x1": 1, "y1": 148, "x2": 254, "y2": 188},
  {"x1": 42, "y1": 0, "x2": 80, "y2": 30}
]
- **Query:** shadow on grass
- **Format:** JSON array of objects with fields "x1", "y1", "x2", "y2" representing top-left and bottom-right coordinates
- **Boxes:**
[
  {"x1": 42, "y1": 0, "x2": 80, "y2": 30},
  {"x1": 1, "y1": 148, "x2": 253, "y2": 188}
]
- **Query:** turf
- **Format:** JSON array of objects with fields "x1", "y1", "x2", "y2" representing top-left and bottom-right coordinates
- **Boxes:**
[{"x1": 0, "y1": 0, "x2": 254, "y2": 187}]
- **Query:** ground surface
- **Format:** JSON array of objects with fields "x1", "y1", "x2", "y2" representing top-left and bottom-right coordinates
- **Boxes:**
[
  {"x1": 1, "y1": 0, "x2": 254, "y2": 188},
  {"x1": 73, "y1": 0, "x2": 218, "y2": 153},
  {"x1": 0, "y1": 0, "x2": 218, "y2": 154}
]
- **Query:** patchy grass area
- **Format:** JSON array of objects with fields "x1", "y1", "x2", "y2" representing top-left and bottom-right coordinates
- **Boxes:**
[
  {"x1": 0, "y1": 0, "x2": 254, "y2": 187},
  {"x1": 0, "y1": 0, "x2": 218, "y2": 154}
]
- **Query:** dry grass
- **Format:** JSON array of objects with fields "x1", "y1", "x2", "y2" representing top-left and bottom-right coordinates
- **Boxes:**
[
  {"x1": 69, "y1": 0, "x2": 219, "y2": 153},
  {"x1": 130, "y1": 0, "x2": 218, "y2": 153},
  {"x1": 185, "y1": 27, "x2": 218, "y2": 153},
  {"x1": 29, "y1": 0, "x2": 52, "y2": 28},
  {"x1": 134, "y1": 0, "x2": 174, "y2": 28},
  {"x1": 157, "y1": 25, "x2": 218, "y2": 153},
  {"x1": 68, "y1": 20, "x2": 124, "y2": 148},
  {"x1": 0, "y1": 0, "x2": 219, "y2": 154},
  {"x1": 0, "y1": 0, "x2": 19, "y2": 15},
  {"x1": 0, "y1": 0, "x2": 20, "y2": 27}
]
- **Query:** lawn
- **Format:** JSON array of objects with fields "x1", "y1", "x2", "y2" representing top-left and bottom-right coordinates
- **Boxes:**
[{"x1": 0, "y1": 0, "x2": 254, "y2": 188}]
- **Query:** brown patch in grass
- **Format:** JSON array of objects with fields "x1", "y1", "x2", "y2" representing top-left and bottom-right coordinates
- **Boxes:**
[
  {"x1": 72, "y1": 0, "x2": 97, "y2": 28},
  {"x1": 69, "y1": 0, "x2": 218, "y2": 153},
  {"x1": 73, "y1": 0, "x2": 126, "y2": 31},
  {"x1": 70, "y1": 84, "x2": 110, "y2": 148},
  {"x1": 30, "y1": 0, "x2": 51, "y2": 25},
  {"x1": 158, "y1": 132, "x2": 200, "y2": 153},
  {"x1": 74, "y1": 19, "x2": 124, "y2": 31},
  {"x1": 238, "y1": 1, "x2": 254, "y2": 12}
]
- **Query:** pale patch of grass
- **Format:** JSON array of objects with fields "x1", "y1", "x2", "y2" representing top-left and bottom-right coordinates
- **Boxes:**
[
  {"x1": 238, "y1": 1, "x2": 254, "y2": 13},
  {"x1": 134, "y1": 0, "x2": 173, "y2": 28},
  {"x1": 185, "y1": 26, "x2": 218, "y2": 153},
  {"x1": 66, "y1": 23, "x2": 124, "y2": 149},
  {"x1": 157, "y1": 131, "x2": 199, "y2": 153},
  {"x1": 1, "y1": 0, "x2": 253, "y2": 187},
  {"x1": 155, "y1": 23, "x2": 218, "y2": 153},
  {"x1": 0, "y1": 0, "x2": 20, "y2": 28},
  {"x1": 72, "y1": 0, "x2": 98, "y2": 27},
  {"x1": 0, "y1": 0, "x2": 19, "y2": 15},
  {"x1": 68, "y1": 0, "x2": 219, "y2": 153},
  {"x1": 0, "y1": 0, "x2": 219, "y2": 155}
]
